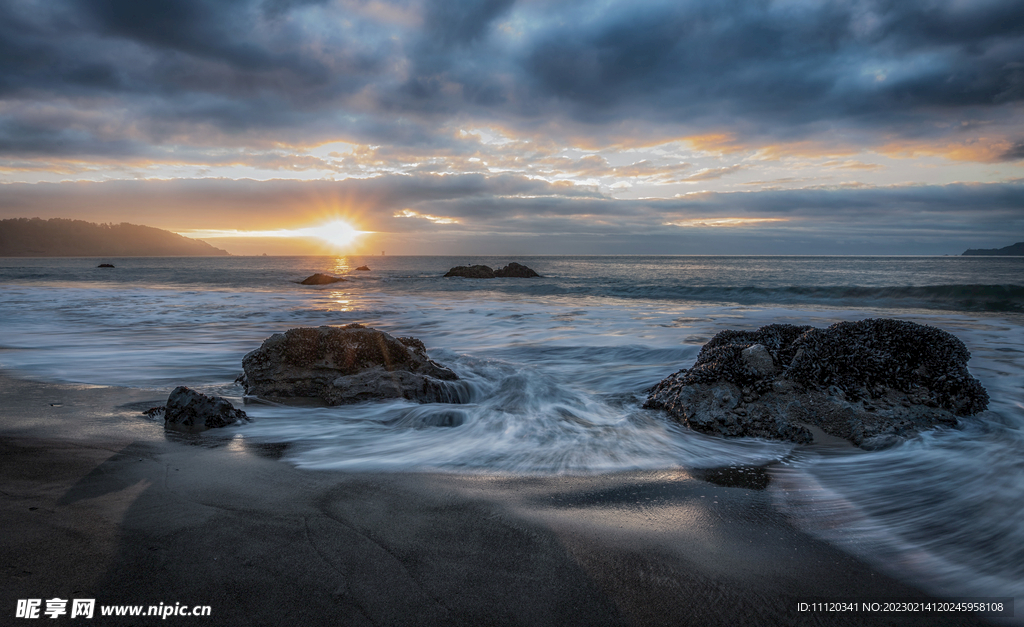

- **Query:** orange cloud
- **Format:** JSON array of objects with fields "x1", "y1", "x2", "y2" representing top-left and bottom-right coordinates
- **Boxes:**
[
  {"x1": 878, "y1": 137, "x2": 1022, "y2": 163},
  {"x1": 682, "y1": 133, "x2": 746, "y2": 155},
  {"x1": 819, "y1": 159, "x2": 884, "y2": 171},
  {"x1": 755, "y1": 141, "x2": 861, "y2": 159}
]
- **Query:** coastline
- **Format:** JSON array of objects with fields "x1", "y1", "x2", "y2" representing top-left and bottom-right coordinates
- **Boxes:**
[{"x1": 0, "y1": 372, "x2": 998, "y2": 626}]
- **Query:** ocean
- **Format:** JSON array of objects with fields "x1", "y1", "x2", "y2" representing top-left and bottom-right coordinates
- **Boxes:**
[{"x1": 1, "y1": 255, "x2": 1022, "y2": 608}]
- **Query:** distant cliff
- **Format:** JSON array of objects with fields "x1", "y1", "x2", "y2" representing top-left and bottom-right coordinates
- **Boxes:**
[
  {"x1": 962, "y1": 242, "x2": 1024, "y2": 256},
  {"x1": 0, "y1": 218, "x2": 229, "y2": 257}
]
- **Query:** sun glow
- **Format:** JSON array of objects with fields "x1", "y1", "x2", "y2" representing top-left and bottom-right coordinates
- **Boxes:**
[
  {"x1": 179, "y1": 219, "x2": 371, "y2": 250},
  {"x1": 297, "y1": 220, "x2": 365, "y2": 249}
]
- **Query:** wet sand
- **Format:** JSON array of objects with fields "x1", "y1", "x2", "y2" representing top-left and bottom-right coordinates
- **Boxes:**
[{"x1": 0, "y1": 374, "x2": 995, "y2": 626}]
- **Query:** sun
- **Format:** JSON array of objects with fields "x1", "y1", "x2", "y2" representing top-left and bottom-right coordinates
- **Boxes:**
[
  {"x1": 316, "y1": 220, "x2": 362, "y2": 248},
  {"x1": 292, "y1": 219, "x2": 368, "y2": 249}
]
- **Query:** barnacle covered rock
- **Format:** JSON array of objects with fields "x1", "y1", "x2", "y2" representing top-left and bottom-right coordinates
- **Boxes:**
[
  {"x1": 240, "y1": 325, "x2": 466, "y2": 405},
  {"x1": 644, "y1": 319, "x2": 989, "y2": 448}
]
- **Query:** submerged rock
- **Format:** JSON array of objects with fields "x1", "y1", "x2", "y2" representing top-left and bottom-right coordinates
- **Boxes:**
[
  {"x1": 355, "y1": 265, "x2": 370, "y2": 271},
  {"x1": 146, "y1": 386, "x2": 249, "y2": 432},
  {"x1": 97, "y1": 263, "x2": 114, "y2": 268},
  {"x1": 644, "y1": 319, "x2": 989, "y2": 449},
  {"x1": 298, "y1": 273, "x2": 346, "y2": 285},
  {"x1": 443, "y1": 262, "x2": 540, "y2": 278},
  {"x1": 240, "y1": 324, "x2": 464, "y2": 405}
]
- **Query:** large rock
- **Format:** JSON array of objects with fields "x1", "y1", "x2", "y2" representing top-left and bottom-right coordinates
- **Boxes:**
[
  {"x1": 443, "y1": 262, "x2": 540, "y2": 278},
  {"x1": 148, "y1": 386, "x2": 249, "y2": 432},
  {"x1": 644, "y1": 319, "x2": 990, "y2": 449},
  {"x1": 299, "y1": 273, "x2": 346, "y2": 285},
  {"x1": 240, "y1": 324, "x2": 464, "y2": 405}
]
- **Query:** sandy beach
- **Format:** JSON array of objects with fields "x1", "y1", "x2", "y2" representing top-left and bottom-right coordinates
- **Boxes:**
[{"x1": 0, "y1": 372, "x2": 1000, "y2": 626}]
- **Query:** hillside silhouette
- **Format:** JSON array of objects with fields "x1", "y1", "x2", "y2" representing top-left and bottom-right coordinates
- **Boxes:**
[
  {"x1": 0, "y1": 218, "x2": 229, "y2": 256},
  {"x1": 962, "y1": 242, "x2": 1024, "y2": 256}
]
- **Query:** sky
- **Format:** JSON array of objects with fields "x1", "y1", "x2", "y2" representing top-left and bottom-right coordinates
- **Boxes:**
[{"x1": 0, "y1": 0, "x2": 1022, "y2": 255}]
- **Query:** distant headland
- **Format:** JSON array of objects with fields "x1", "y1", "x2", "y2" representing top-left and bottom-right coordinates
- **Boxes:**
[
  {"x1": 0, "y1": 218, "x2": 229, "y2": 257},
  {"x1": 962, "y1": 242, "x2": 1024, "y2": 256}
]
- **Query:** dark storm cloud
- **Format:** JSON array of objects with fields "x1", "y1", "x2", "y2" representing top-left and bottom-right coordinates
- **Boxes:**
[
  {"x1": 82, "y1": 0, "x2": 256, "y2": 64},
  {"x1": 1, "y1": 0, "x2": 1022, "y2": 158},
  {"x1": 522, "y1": 0, "x2": 1024, "y2": 129},
  {"x1": 422, "y1": 0, "x2": 515, "y2": 47},
  {"x1": 0, "y1": 120, "x2": 142, "y2": 157},
  {"x1": 1002, "y1": 141, "x2": 1024, "y2": 161},
  {"x1": 0, "y1": 0, "x2": 392, "y2": 153},
  {"x1": 390, "y1": 0, "x2": 517, "y2": 110}
]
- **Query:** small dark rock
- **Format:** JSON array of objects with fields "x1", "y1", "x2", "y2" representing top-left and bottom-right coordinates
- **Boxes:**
[
  {"x1": 97, "y1": 263, "x2": 115, "y2": 268},
  {"x1": 644, "y1": 319, "x2": 989, "y2": 448},
  {"x1": 153, "y1": 386, "x2": 249, "y2": 432},
  {"x1": 355, "y1": 265, "x2": 370, "y2": 271},
  {"x1": 299, "y1": 273, "x2": 347, "y2": 285}
]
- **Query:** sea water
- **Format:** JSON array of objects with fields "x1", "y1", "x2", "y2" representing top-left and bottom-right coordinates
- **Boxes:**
[{"x1": 1, "y1": 255, "x2": 1022, "y2": 606}]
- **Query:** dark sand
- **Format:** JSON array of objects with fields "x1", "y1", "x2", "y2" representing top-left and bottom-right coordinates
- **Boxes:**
[{"x1": 0, "y1": 374, "x2": 995, "y2": 626}]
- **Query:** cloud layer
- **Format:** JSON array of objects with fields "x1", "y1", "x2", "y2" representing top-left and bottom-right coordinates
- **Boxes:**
[
  {"x1": 2, "y1": 0, "x2": 1022, "y2": 157},
  {"x1": 1, "y1": 176, "x2": 1020, "y2": 254},
  {"x1": 0, "y1": 0, "x2": 1021, "y2": 252}
]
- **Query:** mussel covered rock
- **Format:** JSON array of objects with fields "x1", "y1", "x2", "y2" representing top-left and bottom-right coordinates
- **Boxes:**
[{"x1": 644, "y1": 319, "x2": 989, "y2": 449}]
